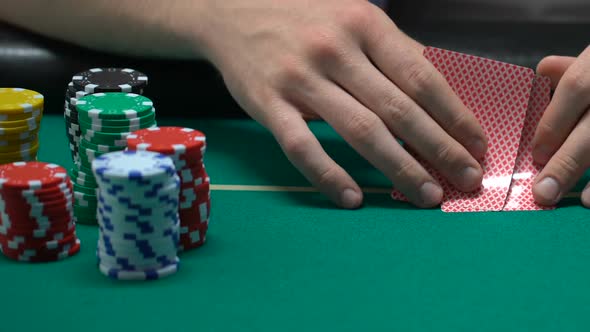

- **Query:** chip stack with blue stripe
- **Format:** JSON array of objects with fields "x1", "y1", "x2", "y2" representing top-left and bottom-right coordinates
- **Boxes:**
[{"x1": 92, "y1": 150, "x2": 180, "y2": 281}]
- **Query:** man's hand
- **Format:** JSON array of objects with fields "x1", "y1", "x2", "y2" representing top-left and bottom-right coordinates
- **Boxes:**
[
  {"x1": 202, "y1": 0, "x2": 486, "y2": 208},
  {"x1": 533, "y1": 46, "x2": 590, "y2": 207}
]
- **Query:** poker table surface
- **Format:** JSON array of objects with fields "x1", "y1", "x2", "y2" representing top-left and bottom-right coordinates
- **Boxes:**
[
  {"x1": 2, "y1": 21, "x2": 590, "y2": 332},
  {"x1": 1, "y1": 114, "x2": 589, "y2": 331}
]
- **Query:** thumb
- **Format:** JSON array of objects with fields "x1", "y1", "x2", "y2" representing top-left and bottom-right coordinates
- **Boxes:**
[{"x1": 537, "y1": 55, "x2": 577, "y2": 89}]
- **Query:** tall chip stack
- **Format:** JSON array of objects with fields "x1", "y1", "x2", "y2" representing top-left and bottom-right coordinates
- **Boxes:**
[
  {"x1": 0, "y1": 162, "x2": 80, "y2": 262},
  {"x1": 0, "y1": 88, "x2": 44, "y2": 163},
  {"x1": 126, "y1": 127, "x2": 211, "y2": 251},
  {"x1": 64, "y1": 68, "x2": 148, "y2": 166},
  {"x1": 92, "y1": 150, "x2": 180, "y2": 281},
  {"x1": 71, "y1": 93, "x2": 156, "y2": 225}
]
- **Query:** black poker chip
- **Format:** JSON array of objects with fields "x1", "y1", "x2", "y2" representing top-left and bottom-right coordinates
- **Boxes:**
[{"x1": 71, "y1": 68, "x2": 148, "y2": 93}]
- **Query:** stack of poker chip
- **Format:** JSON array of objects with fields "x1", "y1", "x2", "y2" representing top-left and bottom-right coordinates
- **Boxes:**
[
  {"x1": 92, "y1": 150, "x2": 180, "y2": 281},
  {"x1": 0, "y1": 162, "x2": 80, "y2": 262},
  {"x1": 71, "y1": 93, "x2": 157, "y2": 225},
  {"x1": 0, "y1": 88, "x2": 43, "y2": 164},
  {"x1": 64, "y1": 68, "x2": 148, "y2": 167},
  {"x1": 126, "y1": 127, "x2": 211, "y2": 251}
]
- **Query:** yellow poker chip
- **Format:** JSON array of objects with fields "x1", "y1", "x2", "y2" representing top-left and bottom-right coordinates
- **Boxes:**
[
  {"x1": 0, "y1": 134, "x2": 38, "y2": 146},
  {"x1": 0, "y1": 88, "x2": 44, "y2": 115},
  {"x1": 0, "y1": 132, "x2": 38, "y2": 143},
  {"x1": 0, "y1": 114, "x2": 42, "y2": 129},
  {"x1": 0, "y1": 142, "x2": 39, "y2": 159},
  {"x1": 0, "y1": 122, "x2": 41, "y2": 135},
  {"x1": 0, "y1": 138, "x2": 39, "y2": 153},
  {"x1": 0, "y1": 108, "x2": 43, "y2": 121}
]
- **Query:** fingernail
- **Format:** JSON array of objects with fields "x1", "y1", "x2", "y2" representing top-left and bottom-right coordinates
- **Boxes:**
[
  {"x1": 419, "y1": 182, "x2": 443, "y2": 207},
  {"x1": 535, "y1": 177, "x2": 561, "y2": 203},
  {"x1": 341, "y1": 189, "x2": 361, "y2": 209},
  {"x1": 533, "y1": 145, "x2": 552, "y2": 164},
  {"x1": 467, "y1": 139, "x2": 487, "y2": 159},
  {"x1": 460, "y1": 167, "x2": 482, "y2": 190}
]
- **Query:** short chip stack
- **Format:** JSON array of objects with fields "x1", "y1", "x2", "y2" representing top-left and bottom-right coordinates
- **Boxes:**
[
  {"x1": 126, "y1": 127, "x2": 211, "y2": 251},
  {"x1": 64, "y1": 68, "x2": 148, "y2": 167},
  {"x1": 70, "y1": 93, "x2": 157, "y2": 225},
  {"x1": 0, "y1": 88, "x2": 44, "y2": 163},
  {"x1": 92, "y1": 150, "x2": 180, "y2": 281},
  {"x1": 0, "y1": 162, "x2": 80, "y2": 262}
]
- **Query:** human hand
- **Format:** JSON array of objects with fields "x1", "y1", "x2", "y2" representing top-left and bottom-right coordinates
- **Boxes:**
[
  {"x1": 532, "y1": 46, "x2": 590, "y2": 207},
  {"x1": 200, "y1": 0, "x2": 487, "y2": 208}
]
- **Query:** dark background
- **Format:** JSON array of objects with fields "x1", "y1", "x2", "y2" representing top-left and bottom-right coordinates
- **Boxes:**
[{"x1": 0, "y1": 8, "x2": 588, "y2": 117}]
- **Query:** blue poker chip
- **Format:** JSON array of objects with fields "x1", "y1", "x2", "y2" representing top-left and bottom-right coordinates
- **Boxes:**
[
  {"x1": 93, "y1": 150, "x2": 181, "y2": 281},
  {"x1": 92, "y1": 150, "x2": 176, "y2": 185},
  {"x1": 97, "y1": 249, "x2": 178, "y2": 270},
  {"x1": 98, "y1": 261, "x2": 179, "y2": 281}
]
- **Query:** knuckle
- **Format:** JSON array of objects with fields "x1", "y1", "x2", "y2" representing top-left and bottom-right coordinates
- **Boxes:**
[
  {"x1": 345, "y1": 112, "x2": 380, "y2": 144},
  {"x1": 446, "y1": 111, "x2": 471, "y2": 134},
  {"x1": 280, "y1": 131, "x2": 314, "y2": 160},
  {"x1": 393, "y1": 159, "x2": 418, "y2": 181},
  {"x1": 562, "y1": 70, "x2": 590, "y2": 95},
  {"x1": 301, "y1": 27, "x2": 343, "y2": 62},
  {"x1": 316, "y1": 164, "x2": 341, "y2": 187},
  {"x1": 434, "y1": 143, "x2": 454, "y2": 164},
  {"x1": 551, "y1": 153, "x2": 583, "y2": 178},
  {"x1": 382, "y1": 93, "x2": 415, "y2": 124},
  {"x1": 274, "y1": 55, "x2": 309, "y2": 88},
  {"x1": 536, "y1": 120, "x2": 556, "y2": 137},
  {"x1": 404, "y1": 62, "x2": 436, "y2": 96},
  {"x1": 337, "y1": 2, "x2": 374, "y2": 30}
]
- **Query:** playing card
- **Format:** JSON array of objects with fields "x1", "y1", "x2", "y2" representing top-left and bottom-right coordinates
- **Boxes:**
[
  {"x1": 503, "y1": 76, "x2": 554, "y2": 211},
  {"x1": 391, "y1": 47, "x2": 536, "y2": 212}
]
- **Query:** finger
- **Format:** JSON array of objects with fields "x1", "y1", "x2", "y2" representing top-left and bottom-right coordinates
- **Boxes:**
[
  {"x1": 532, "y1": 46, "x2": 590, "y2": 165},
  {"x1": 533, "y1": 110, "x2": 590, "y2": 206},
  {"x1": 291, "y1": 78, "x2": 444, "y2": 208},
  {"x1": 582, "y1": 183, "x2": 590, "y2": 208},
  {"x1": 537, "y1": 55, "x2": 577, "y2": 89},
  {"x1": 327, "y1": 50, "x2": 483, "y2": 192},
  {"x1": 265, "y1": 100, "x2": 363, "y2": 209},
  {"x1": 361, "y1": 16, "x2": 488, "y2": 160}
]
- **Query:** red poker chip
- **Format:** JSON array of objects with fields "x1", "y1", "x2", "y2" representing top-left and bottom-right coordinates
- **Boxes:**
[
  {"x1": 2, "y1": 202, "x2": 73, "y2": 220},
  {"x1": 1, "y1": 214, "x2": 74, "y2": 230},
  {"x1": 11, "y1": 187, "x2": 74, "y2": 203},
  {"x1": 0, "y1": 162, "x2": 68, "y2": 190},
  {"x1": 0, "y1": 213, "x2": 74, "y2": 229},
  {"x1": 179, "y1": 188, "x2": 210, "y2": 207},
  {"x1": 1, "y1": 195, "x2": 72, "y2": 210},
  {"x1": 1, "y1": 223, "x2": 75, "y2": 238},
  {"x1": 179, "y1": 218, "x2": 208, "y2": 233},
  {"x1": 179, "y1": 203, "x2": 210, "y2": 224},
  {"x1": 0, "y1": 232, "x2": 77, "y2": 254},
  {"x1": 171, "y1": 156, "x2": 204, "y2": 170},
  {"x1": 0, "y1": 238, "x2": 80, "y2": 263},
  {"x1": 178, "y1": 166, "x2": 208, "y2": 185},
  {"x1": 0, "y1": 229, "x2": 76, "y2": 249},
  {"x1": 176, "y1": 167, "x2": 209, "y2": 184},
  {"x1": 127, "y1": 126, "x2": 206, "y2": 156},
  {"x1": 179, "y1": 223, "x2": 208, "y2": 251},
  {"x1": 8, "y1": 180, "x2": 73, "y2": 196}
]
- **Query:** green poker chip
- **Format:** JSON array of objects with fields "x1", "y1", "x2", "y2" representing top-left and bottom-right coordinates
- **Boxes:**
[
  {"x1": 76, "y1": 92, "x2": 154, "y2": 120},
  {"x1": 82, "y1": 123, "x2": 157, "y2": 145},
  {"x1": 70, "y1": 169, "x2": 98, "y2": 187},
  {"x1": 79, "y1": 139, "x2": 125, "y2": 154},
  {"x1": 78, "y1": 118, "x2": 156, "y2": 133},
  {"x1": 73, "y1": 182, "x2": 98, "y2": 195},
  {"x1": 80, "y1": 109, "x2": 155, "y2": 127}
]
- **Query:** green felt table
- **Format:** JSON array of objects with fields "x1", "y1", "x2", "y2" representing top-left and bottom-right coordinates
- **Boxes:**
[{"x1": 2, "y1": 114, "x2": 590, "y2": 332}]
